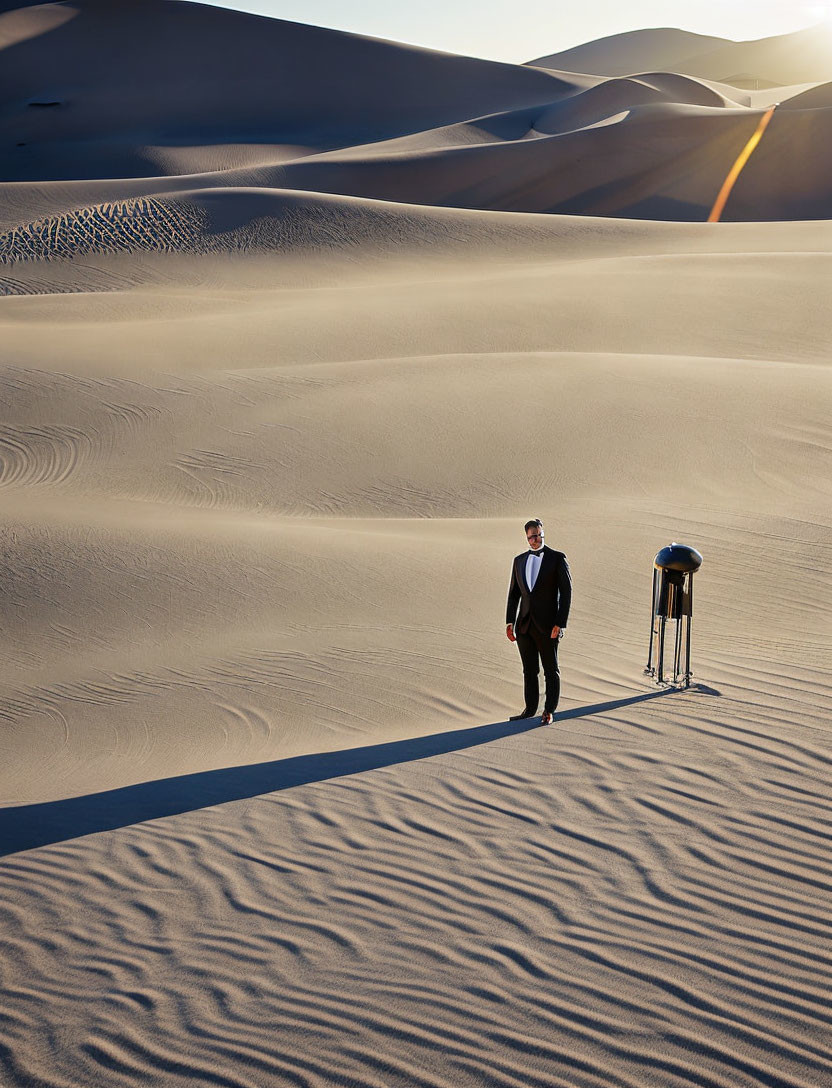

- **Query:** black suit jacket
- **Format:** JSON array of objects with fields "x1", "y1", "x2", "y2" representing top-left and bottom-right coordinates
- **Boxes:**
[{"x1": 506, "y1": 546, "x2": 572, "y2": 635}]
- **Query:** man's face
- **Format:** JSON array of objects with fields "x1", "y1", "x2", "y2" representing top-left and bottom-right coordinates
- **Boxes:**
[{"x1": 526, "y1": 526, "x2": 544, "y2": 551}]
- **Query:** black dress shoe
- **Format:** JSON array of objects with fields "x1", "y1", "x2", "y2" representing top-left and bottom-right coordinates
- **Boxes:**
[{"x1": 509, "y1": 710, "x2": 537, "y2": 720}]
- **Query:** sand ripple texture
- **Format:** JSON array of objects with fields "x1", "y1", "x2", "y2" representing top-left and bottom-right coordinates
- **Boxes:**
[
  {"x1": 0, "y1": 198, "x2": 209, "y2": 267},
  {"x1": 2, "y1": 667, "x2": 832, "y2": 1088}
]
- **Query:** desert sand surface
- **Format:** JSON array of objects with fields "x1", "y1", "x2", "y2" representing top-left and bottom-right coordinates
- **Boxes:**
[{"x1": 2, "y1": 3, "x2": 832, "y2": 1086}]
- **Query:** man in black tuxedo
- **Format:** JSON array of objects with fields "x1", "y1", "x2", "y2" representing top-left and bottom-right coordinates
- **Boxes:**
[{"x1": 506, "y1": 518, "x2": 572, "y2": 724}]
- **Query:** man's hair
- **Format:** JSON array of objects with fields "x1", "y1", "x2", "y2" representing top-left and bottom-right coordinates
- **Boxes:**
[{"x1": 524, "y1": 518, "x2": 543, "y2": 533}]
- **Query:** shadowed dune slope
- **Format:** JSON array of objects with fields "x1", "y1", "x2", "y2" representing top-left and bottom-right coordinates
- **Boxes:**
[
  {"x1": 4, "y1": 99, "x2": 832, "y2": 229},
  {"x1": 0, "y1": 0, "x2": 580, "y2": 182},
  {"x1": 262, "y1": 103, "x2": 827, "y2": 221},
  {"x1": 778, "y1": 79, "x2": 832, "y2": 109}
]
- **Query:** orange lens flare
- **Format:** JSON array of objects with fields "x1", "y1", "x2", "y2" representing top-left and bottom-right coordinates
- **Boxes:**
[{"x1": 708, "y1": 105, "x2": 776, "y2": 223}]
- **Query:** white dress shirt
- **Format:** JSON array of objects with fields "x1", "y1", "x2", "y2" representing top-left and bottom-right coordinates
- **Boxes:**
[{"x1": 525, "y1": 549, "x2": 544, "y2": 592}]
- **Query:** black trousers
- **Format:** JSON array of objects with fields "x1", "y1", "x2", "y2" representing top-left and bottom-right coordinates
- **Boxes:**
[{"x1": 515, "y1": 625, "x2": 560, "y2": 715}]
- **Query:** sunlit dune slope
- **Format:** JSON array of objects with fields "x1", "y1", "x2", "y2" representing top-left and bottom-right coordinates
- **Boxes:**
[
  {"x1": 528, "y1": 27, "x2": 727, "y2": 78},
  {"x1": 532, "y1": 23, "x2": 832, "y2": 87},
  {"x1": 676, "y1": 23, "x2": 832, "y2": 86},
  {"x1": 1, "y1": 194, "x2": 831, "y2": 802}
]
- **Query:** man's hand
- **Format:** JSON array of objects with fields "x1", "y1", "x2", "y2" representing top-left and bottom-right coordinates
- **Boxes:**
[
  {"x1": 551, "y1": 625, "x2": 561, "y2": 640},
  {"x1": 506, "y1": 624, "x2": 516, "y2": 643}
]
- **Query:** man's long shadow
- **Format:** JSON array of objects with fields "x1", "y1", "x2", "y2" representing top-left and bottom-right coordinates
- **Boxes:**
[{"x1": 1, "y1": 688, "x2": 688, "y2": 857}]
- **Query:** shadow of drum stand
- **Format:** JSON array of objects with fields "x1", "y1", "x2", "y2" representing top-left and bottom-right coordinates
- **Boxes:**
[{"x1": 645, "y1": 542, "x2": 703, "y2": 689}]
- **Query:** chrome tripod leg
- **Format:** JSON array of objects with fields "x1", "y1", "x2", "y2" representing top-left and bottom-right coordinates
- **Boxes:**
[
  {"x1": 684, "y1": 577, "x2": 694, "y2": 688},
  {"x1": 657, "y1": 615, "x2": 666, "y2": 684},
  {"x1": 646, "y1": 568, "x2": 658, "y2": 674},
  {"x1": 674, "y1": 614, "x2": 683, "y2": 685},
  {"x1": 684, "y1": 613, "x2": 692, "y2": 688}
]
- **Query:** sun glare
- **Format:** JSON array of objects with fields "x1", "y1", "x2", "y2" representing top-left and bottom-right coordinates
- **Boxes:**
[{"x1": 807, "y1": 2, "x2": 832, "y2": 25}]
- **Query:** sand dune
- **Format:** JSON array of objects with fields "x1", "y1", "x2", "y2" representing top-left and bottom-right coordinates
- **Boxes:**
[
  {"x1": 4, "y1": 93, "x2": 832, "y2": 225},
  {"x1": 4, "y1": 10, "x2": 832, "y2": 222},
  {"x1": 1, "y1": 0, "x2": 579, "y2": 182},
  {"x1": 532, "y1": 23, "x2": 832, "y2": 87},
  {"x1": 2, "y1": 3, "x2": 831, "y2": 1087},
  {"x1": 2, "y1": 198, "x2": 831, "y2": 1083},
  {"x1": 779, "y1": 79, "x2": 832, "y2": 109},
  {"x1": 676, "y1": 23, "x2": 832, "y2": 87},
  {"x1": 529, "y1": 27, "x2": 728, "y2": 78}
]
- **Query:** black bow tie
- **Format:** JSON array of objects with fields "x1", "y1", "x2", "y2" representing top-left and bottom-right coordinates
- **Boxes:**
[{"x1": 528, "y1": 549, "x2": 544, "y2": 557}]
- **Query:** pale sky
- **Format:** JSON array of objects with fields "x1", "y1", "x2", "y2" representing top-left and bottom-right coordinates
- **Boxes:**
[{"x1": 188, "y1": 0, "x2": 831, "y2": 62}]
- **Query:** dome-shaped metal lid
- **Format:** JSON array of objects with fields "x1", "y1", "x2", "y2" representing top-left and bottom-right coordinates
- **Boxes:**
[{"x1": 654, "y1": 542, "x2": 703, "y2": 572}]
